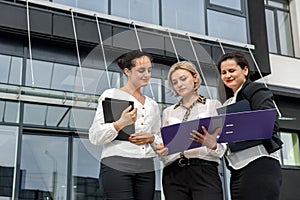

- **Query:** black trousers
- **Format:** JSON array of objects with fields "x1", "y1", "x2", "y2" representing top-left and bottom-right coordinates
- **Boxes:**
[
  {"x1": 229, "y1": 157, "x2": 282, "y2": 200},
  {"x1": 99, "y1": 157, "x2": 155, "y2": 200},
  {"x1": 162, "y1": 158, "x2": 223, "y2": 200}
]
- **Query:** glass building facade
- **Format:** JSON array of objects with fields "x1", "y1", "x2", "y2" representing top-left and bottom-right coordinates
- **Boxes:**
[{"x1": 0, "y1": 0, "x2": 299, "y2": 199}]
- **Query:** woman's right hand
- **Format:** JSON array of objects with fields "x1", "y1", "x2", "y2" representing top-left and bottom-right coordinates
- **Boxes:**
[
  {"x1": 155, "y1": 143, "x2": 169, "y2": 156},
  {"x1": 114, "y1": 105, "x2": 137, "y2": 131}
]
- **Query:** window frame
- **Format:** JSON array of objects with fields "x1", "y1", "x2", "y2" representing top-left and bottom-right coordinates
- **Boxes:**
[{"x1": 265, "y1": 0, "x2": 294, "y2": 56}]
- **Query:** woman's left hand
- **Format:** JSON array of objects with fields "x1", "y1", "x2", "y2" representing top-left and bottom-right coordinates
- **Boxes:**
[
  {"x1": 129, "y1": 132, "x2": 154, "y2": 145},
  {"x1": 190, "y1": 126, "x2": 220, "y2": 150}
]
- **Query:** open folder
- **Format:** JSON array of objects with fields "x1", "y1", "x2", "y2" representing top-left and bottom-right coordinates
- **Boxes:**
[
  {"x1": 161, "y1": 108, "x2": 277, "y2": 154},
  {"x1": 102, "y1": 98, "x2": 135, "y2": 141}
]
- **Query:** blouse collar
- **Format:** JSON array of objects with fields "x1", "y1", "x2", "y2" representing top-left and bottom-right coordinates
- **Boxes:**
[{"x1": 174, "y1": 94, "x2": 206, "y2": 109}]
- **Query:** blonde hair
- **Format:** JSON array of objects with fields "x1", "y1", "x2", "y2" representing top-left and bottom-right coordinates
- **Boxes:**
[{"x1": 167, "y1": 61, "x2": 202, "y2": 95}]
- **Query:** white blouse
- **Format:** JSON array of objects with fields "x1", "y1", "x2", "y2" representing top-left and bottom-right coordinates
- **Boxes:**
[
  {"x1": 225, "y1": 87, "x2": 280, "y2": 170},
  {"x1": 89, "y1": 88, "x2": 161, "y2": 159},
  {"x1": 161, "y1": 98, "x2": 226, "y2": 166}
]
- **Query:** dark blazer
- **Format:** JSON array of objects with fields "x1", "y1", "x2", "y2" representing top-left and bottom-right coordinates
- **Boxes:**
[{"x1": 228, "y1": 80, "x2": 283, "y2": 153}]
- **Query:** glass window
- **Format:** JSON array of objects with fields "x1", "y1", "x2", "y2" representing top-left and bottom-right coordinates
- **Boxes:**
[
  {"x1": 267, "y1": 0, "x2": 289, "y2": 9},
  {"x1": 265, "y1": 0, "x2": 294, "y2": 56},
  {"x1": 164, "y1": 80, "x2": 179, "y2": 105},
  {"x1": 207, "y1": 10, "x2": 248, "y2": 43},
  {"x1": 4, "y1": 101, "x2": 20, "y2": 123},
  {"x1": 53, "y1": 0, "x2": 108, "y2": 13},
  {"x1": 210, "y1": 0, "x2": 242, "y2": 11},
  {"x1": 0, "y1": 101, "x2": 4, "y2": 122},
  {"x1": 142, "y1": 78, "x2": 162, "y2": 103},
  {"x1": 0, "y1": 125, "x2": 18, "y2": 199},
  {"x1": 25, "y1": 59, "x2": 118, "y2": 95},
  {"x1": 162, "y1": 0, "x2": 205, "y2": 34},
  {"x1": 281, "y1": 132, "x2": 300, "y2": 166},
  {"x1": 72, "y1": 137, "x2": 102, "y2": 199},
  {"x1": 73, "y1": 67, "x2": 116, "y2": 95},
  {"x1": 277, "y1": 10, "x2": 293, "y2": 56},
  {"x1": 77, "y1": 0, "x2": 108, "y2": 13},
  {"x1": 23, "y1": 104, "x2": 47, "y2": 125},
  {"x1": 0, "y1": 54, "x2": 22, "y2": 85},
  {"x1": 51, "y1": 63, "x2": 77, "y2": 92},
  {"x1": 111, "y1": 0, "x2": 159, "y2": 24},
  {"x1": 46, "y1": 106, "x2": 70, "y2": 128},
  {"x1": 26, "y1": 59, "x2": 53, "y2": 89},
  {"x1": 69, "y1": 108, "x2": 95, "y2": 130},
  {"x1": 20, "y1": 134, "x2": 69, "y2": 200},
  {"x1": 265, "y1": 9, "x2": 278, "y2": 53}
]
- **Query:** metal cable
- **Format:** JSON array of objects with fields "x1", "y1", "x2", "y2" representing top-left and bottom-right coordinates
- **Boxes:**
[
  {"x1": 26, "y1": 0, "x2": 35, "y2": 87},
  {"x1": 187, "y1": 34, "x2": 212, "y2": 99},
  {"x1": 71, "y1": 9, "x2": 85, "y2": 92},
  {"x1": 95, "y1": 14, "x2": 111, "y2": 88}
]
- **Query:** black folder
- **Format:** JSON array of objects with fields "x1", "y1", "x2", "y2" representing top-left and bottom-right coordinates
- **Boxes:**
[
  {"x1": 102, "y1": 98, "x2": 135, "y2": 141},
  {"x1": 217, "y1": 99, "x2": 251, "y2": 115}
]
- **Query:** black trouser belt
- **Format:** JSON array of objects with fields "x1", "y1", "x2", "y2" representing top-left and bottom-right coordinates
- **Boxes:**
[{"x1": 176, "y1": 157, "x2": 218, "y2": 167}]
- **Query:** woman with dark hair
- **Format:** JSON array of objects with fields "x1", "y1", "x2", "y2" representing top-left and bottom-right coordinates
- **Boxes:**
[
  {"x1": 217, "y1": 51, "x2": 283, "y2": 200},
  {"x1": 89, "y1": 50, "x2": 161, "y2": 200}
]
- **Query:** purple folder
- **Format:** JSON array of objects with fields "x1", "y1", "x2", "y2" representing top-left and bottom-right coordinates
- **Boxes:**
[{"x1": 161, "y1": 109, "x2": 277, "y2": 154}]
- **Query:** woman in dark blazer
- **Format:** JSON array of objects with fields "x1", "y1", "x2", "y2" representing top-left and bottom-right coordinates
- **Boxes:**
[{"x1": 217, "y1": 51, "x2": 283, "y2": 200}]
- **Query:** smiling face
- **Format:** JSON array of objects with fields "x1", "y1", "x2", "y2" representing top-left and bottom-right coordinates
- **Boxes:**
[
  {"x1": 220, "y1": 59, "x2": 249, "y2": 93},
  {"x1": 170, "y1": 68, "x2": 197, "y2": 97},
  {"x1": 124, "y1": 55, "x2": 152, "y2": 88}
]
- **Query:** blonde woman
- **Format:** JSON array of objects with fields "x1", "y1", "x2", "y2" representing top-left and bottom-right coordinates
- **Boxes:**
[{"x1": 157, "y1": 61, "x2": 225, "y2": 200}]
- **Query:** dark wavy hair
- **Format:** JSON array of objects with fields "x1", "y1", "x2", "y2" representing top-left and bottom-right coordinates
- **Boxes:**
[{"x1": 117, "y1": 50, "x2": 153, "y2": 71}]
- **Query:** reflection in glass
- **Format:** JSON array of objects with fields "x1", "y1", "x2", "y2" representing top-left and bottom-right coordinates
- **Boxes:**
[
  {"x1": 74, "y1": 68, "x2": 117, "y2": 95},
  {"x1": 53, "y1": 0, "x2": 108, "y2": 13},
  {"x1": 162, "y1": 0, "x2": 205, "y2": 34},
  {"x1": 111, "y1": 0, "x2": 159, "y2": 24},
  {"x1": 20, "y1": 134, "x2": 68, "y2": 200},
  {"x1": 72, "y1": 137, "x2": 102, "y2": 199},
  {"x1": 265, "y1": 9, "x2": 278, "y2": 53},
  {"x1": 268, "y1": 0, "x2": 288, "y2": 9},
  {"x1": 210, "y1": 0, "x2": 241, "y2": 11},
  {"x1": 26, "y1": 59, "x2": 53, "y2": 88},
  {"x1": 277, "y1": 11, "x2": 294, "y2": 56},
  {"x1": 69, "y1": 108, "x2": 95, "y2": 130},
  {"x1": 163, "y1": 80, "x2": 179, "y2": 105},
  {"x1": 24, "y1": 58, "x2": 120, "y2": 95},
  {"x1": 23, "y1": 104, "x2": 47, "y2": 125},
  {"x1": 4, "y1": 101, "x2": 20, "y2": 123},
  {"x1": 207, "y1": 10, "x2": 248, "y2": 43},
  {"x1": 51, "y1": 63, "x2": 77, "y2": 92},
  {"x1": 0, "y1": 125, "x2": 18, "y2": 199},
  {"x1": 0, "y1": 54, "x2": 22, "y2": 85},
  {"x1": 281, "y1": 132, "x2": 300, "y2": 166},
  {"x1": 0, "y1": 101, "x2": 4, "y2": 121},
  {"x1": 46, "y1": 106, "x2": 70, "y2": 127},
  {"x1": 142, "y1": 78, "x2": 162, "y2": 102}
]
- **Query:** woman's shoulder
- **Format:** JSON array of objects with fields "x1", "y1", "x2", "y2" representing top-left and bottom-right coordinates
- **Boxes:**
[
  {"x1": 243, "y1": 81, "x2": 268, "y2": 92},
  {"x1": 98, "y1": 88, "x2": 119, "y2": 101},
  {"x1": 100, "y1": 88, "x2": 116, "y2": 97},
  {"x1": 163, "y1": 104, "x2": 176, "y2": 114},
  {"x1": 145, "y1": 96, "x2": 160, "y2": 106},
  {"x1": 241, "y1": 81, "x2": 271, "y2": 98},
  {"x1": 205, "y1": 98, "x2": 222, "y2": 107}
]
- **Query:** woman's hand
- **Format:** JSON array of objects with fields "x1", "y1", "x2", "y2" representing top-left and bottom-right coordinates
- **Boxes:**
[
  {"x1": 155, "y1": 143, "x2": 168, "y2": 156},
  {"x1": 190, "y1": 126, "x2": 220, "y2": 150},
  {"x1": 129, "y1": 132, "x2": 154, "y2": 145},
  {"x1": 114, "y1": 105, "x2": 137, "y2": 131}
]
